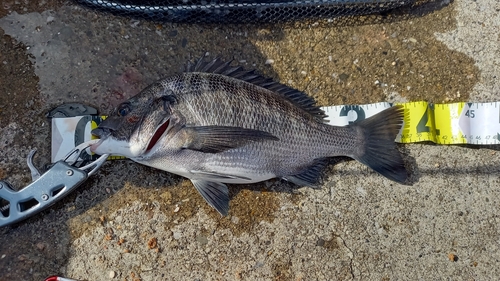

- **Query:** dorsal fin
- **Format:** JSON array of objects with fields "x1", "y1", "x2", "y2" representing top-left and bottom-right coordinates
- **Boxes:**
[{"x1": 186, "y1": 57, "x2": 327, "y2": 121}]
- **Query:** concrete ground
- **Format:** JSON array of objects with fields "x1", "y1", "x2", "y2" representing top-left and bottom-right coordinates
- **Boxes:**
[{"x1": 0, "y1": 0, "x2": 499, "y2": 280}]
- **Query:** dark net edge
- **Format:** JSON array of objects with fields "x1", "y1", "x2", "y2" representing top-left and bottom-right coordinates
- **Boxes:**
[{"x1": 75, "y1": 0, "x2": 425, "y2": 24}]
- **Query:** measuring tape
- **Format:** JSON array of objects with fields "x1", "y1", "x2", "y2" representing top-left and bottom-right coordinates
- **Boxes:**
[
  {"x1": 51, "y1": 101, "x2": 500, "y2": 162},
  {"x1": 323, "y1": 101, "x2": 500, "y2": 145}
]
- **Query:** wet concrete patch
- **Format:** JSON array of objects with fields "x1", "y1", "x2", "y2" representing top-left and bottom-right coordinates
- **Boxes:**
[
  {"x1": 0, "y1": 31, "x2": 38, "y2": 127},
  {"x1": 0, "y1": 7, "x2": 282, "y2": 110},
  {"x1": 252, "y1": 3, "x2": 479, "y2": 106},
  {"x1": 214, "y1": 183, "x2": 282, "y2": 236},
  {"x1": 0, "y1": 0, "x2": 64, "y2": 18}
]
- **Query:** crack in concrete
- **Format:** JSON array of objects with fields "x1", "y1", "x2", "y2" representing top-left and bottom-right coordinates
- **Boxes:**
[{"x1": 336, "y1": 233, "x2": 355, "y2": 279}]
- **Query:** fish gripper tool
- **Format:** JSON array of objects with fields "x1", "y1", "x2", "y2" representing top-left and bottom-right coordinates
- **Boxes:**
[{"x1": 0, "y1": 140, "x2": 109, "y2": 227}]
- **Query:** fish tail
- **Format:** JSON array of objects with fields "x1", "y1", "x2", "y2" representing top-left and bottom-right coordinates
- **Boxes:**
[{"x1": 349, "y1": 105, "x2": 408, "y2": 184}]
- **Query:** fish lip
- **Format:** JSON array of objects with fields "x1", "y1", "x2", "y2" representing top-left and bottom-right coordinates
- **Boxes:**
[
  {"x1": 91, "y1": 127, "x2": 111, "y2": 139},
  {"x1": 95, "y1": 116, "x2": 123, "y2": 132},
  {"x1": 89, "y1": 138, "x2": 104, "y2": 153},
  {"x1": 91, "y1": 116, "x2": 123, "y2": 139}
]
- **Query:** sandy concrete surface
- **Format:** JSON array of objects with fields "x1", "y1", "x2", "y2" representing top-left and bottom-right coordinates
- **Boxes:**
[{"x1": 0, "y1": 0, "x2": 499, "y2": 280}]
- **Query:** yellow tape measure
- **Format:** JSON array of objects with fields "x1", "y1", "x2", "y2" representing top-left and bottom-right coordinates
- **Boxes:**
[
  {"x1": 398, "y1": 102, "x2": 463, "y2": 144},
  {"x1": 322, "y1": 102, "x2": 500, "y2": 145}
]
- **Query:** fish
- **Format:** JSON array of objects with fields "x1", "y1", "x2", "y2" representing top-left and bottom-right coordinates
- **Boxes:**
[{"x1": 91, "y1": 58, "x2": 408, "y2": 215}]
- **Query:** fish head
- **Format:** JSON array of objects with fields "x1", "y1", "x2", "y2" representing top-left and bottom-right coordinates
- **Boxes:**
[{"x1": 90, "y1": 85, "x2": 178, "y2": 158}]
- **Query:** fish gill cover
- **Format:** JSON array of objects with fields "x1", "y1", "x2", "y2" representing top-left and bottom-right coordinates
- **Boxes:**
[{"x1": 75, "y1": 0, "x2": 450, "y2": 23}]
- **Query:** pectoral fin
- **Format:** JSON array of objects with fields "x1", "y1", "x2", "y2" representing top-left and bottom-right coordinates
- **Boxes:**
[
  {"x1": 182, "y1": 126, "x2": 278, "y2": 153},
  {"x1": 191, "y1": 179, "x2": 230, "y2": 216}
]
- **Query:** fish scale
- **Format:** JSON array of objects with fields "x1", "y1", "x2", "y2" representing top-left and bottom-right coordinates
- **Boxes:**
[
  {"x1": 91, "y1": 58, "x2": 408, "y2": 215},
  {"x1": 166, "y1": 73, "x2": 340, "y2": 162},
  {"x1": 168, "y1": 81, "x2": 327, "y2": 170}
]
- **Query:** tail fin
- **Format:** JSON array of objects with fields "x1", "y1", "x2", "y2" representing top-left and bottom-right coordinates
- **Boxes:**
[{"x1": 350, "y1": 105, "x2": 408, "y2": 184}]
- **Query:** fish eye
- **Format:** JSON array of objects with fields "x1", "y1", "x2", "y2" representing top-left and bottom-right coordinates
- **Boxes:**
[{"x1": 117, "y1": 103, "x2": 131, "y2": 116}]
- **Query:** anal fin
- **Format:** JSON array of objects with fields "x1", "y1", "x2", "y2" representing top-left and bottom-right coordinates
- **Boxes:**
[
  {"x1": 191, "y1": 179, "x2": 230, "y2": 216},
  {"x1": 283, "y1": 158, "x2": 328, "y2": 188}
]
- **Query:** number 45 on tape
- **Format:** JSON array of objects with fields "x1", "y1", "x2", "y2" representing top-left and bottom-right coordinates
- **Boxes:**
[{"x1": 321, "y1": 101, "x2": 500, "y2": 145}]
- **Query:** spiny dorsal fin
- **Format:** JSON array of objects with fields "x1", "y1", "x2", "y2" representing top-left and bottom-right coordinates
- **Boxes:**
[{"x1": 186, "y1": 57, "x2": 327, "y2": 122}]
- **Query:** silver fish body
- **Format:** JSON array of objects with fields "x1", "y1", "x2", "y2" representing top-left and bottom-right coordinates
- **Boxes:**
[{"x1": 91, "y1": 58, "x2": 408, "y2": 215}]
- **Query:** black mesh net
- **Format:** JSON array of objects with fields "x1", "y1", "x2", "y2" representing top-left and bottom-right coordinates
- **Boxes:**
[{"x1": 75, "y1": 0, "x2": 449, "y2": 24}]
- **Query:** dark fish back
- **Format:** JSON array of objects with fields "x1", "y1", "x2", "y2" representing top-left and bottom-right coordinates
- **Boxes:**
[{"x1": 185, "y1": 58, "x2": 327, "y2": 121}]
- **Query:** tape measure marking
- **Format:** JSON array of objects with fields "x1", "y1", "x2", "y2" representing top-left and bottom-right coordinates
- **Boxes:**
[{"x1": 321, "y1": 101, "x2": 500, "y2": 145}]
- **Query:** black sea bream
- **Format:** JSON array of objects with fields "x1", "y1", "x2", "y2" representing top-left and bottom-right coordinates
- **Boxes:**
[{"x1": 91, "y1": 58, "x2": 408, "y2": 215}]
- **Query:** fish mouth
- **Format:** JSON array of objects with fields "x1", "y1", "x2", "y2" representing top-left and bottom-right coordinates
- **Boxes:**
[
  {"x1": 90, "y1": 116, "x2": 123, "y2": 151},
  {"x1": 145, "y1": 119, "x2": 170, "y2": 152},
  {"x1": 90, "y1": 127, "x2": 112, "y2": 153}
]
